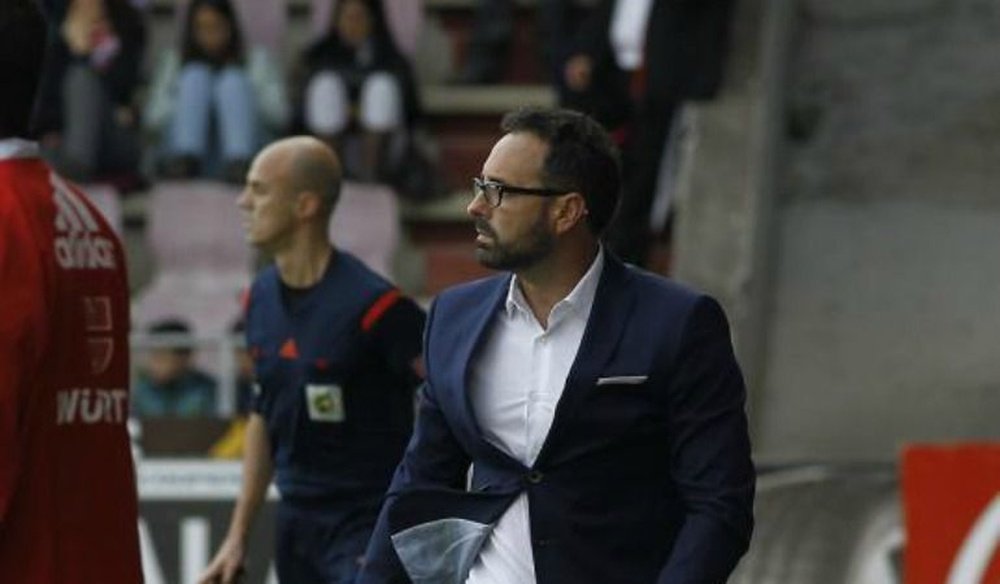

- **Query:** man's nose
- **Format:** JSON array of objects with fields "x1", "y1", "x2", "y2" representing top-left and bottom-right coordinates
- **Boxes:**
[
  {"x1": 467, "y1": 191, "x2": 489, "y2": 218},
  {"x1": 235, "y1": 190, "x2": 249, "y2": 209}
]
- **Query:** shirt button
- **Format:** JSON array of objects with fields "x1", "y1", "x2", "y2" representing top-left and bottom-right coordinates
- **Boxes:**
[{"x1": 527, "y1": 470, "x2": 544, "y2": 484}]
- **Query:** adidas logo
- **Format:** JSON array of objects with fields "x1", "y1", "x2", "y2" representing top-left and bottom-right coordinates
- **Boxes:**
[{"x1": 51, "y1": 174, "x2": 116, "y2": 270}]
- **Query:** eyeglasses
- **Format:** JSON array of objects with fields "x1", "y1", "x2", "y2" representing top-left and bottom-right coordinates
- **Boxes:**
[{"x1": 472, "y1": 177, "x2": 569, "y2": 208}]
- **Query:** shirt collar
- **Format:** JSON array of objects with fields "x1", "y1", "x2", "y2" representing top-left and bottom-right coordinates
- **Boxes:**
[
  {"x1": 0, "y1": 138, "x2": 40, "y2": 161},
  {"x1": 505, "y1": 246, "x2": 605, "y2": 325}
]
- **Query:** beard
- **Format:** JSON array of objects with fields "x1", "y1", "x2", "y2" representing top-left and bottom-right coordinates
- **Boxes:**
[{"x1": 474, "y1": 214, "x2": 555, "y2": 271}]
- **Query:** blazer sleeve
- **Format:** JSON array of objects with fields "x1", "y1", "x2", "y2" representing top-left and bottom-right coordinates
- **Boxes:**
[
  {"x1": 359, "y1": 300, "x2": 472, "y2": 584},
  {"x1": 657, "y1": 296, "x2": 755, "y2": 584},
  {"x1": 363, "y1": 292, "x2": 426, "y2": 388}
]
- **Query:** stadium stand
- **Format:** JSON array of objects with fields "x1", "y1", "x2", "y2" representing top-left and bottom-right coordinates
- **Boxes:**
[
  {"x1": 329, "y1": 180, "x2": 401, "y2": 280},
  {"x1": 131, "y1": 180, "x2": 251, "y2": 359}
]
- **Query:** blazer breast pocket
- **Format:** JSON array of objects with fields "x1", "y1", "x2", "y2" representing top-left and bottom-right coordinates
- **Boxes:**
[
  {"x1": 588, "y1": 374, "x2": 657, "y2": 427},
  {"x1": 596, "y1": 375, "x2": 648, "y2": 387}
]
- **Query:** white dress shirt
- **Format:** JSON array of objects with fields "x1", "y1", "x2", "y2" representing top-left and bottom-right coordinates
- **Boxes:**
[
  {"x1": 610, "y1": 0, "x2": 655, "y2": 71},
  {"x1": 465, "y1": 249, "x2": 605, "y2": 584}
]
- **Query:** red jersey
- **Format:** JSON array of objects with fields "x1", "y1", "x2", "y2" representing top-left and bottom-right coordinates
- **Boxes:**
[{"x1": 0, "y1": 139, "x2": 141, "y2": 583}]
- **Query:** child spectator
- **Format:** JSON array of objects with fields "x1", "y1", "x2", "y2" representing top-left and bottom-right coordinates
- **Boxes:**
[
  {"x1": 133, "y1": 319, "x2": 218, "y2": 417},
  {"x1": 145, "y1": 0, "x2": 288, "y2": 183},
  {"x1": 294, "y1": 0, "x2": 419, "y2": 183},
  {"x1": 35, "y1": 0, "x2": 146, "y2": 186}
]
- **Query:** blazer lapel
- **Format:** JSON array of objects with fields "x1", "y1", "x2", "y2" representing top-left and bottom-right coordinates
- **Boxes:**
[
  {"x1": 535, "y1": 254, "x2": 636, "y2": 465},
  {"x1": 442, "y1": 276, "x2": 510, "y2": 451}
]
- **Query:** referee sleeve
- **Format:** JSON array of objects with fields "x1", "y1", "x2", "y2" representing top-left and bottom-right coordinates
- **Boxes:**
[{"x1": 363, "y1": 291, "x2": 427, "y2": 386}]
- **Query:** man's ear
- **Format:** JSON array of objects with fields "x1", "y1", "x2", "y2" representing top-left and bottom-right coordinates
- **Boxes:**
[
  {"x1": 295, "y1": 190, "x2": 322, "y2": 220},
  {"x1": 551, "y1": 192, "x2": 589, "y2": 235}
]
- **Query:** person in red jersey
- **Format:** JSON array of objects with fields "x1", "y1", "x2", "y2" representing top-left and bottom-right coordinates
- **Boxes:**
[{"x1": 0, "y1": 1, "x2": 142, "y2": 582}]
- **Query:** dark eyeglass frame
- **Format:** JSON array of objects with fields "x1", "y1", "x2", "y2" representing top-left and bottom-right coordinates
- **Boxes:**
[{"x1": 472, "y1": 177, "x2": 570, "y2": 207}]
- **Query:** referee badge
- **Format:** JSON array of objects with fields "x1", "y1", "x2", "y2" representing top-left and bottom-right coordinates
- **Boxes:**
[{"x1": 305, "y1": 384, "x2": 345, "y2": 422}]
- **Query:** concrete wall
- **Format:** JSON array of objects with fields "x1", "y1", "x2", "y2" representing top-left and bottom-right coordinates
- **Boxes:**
[{"x1": 674, "y1": 0, "x2": 1000, "y2": 462}]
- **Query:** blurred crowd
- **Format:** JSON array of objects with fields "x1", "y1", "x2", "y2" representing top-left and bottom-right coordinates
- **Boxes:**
[
  {"x1": 38, "y1": 0, "x2": 422, "y2": 189},
  {"x1": 37, "y1": 0, "x2": 734, "y2": 223}
]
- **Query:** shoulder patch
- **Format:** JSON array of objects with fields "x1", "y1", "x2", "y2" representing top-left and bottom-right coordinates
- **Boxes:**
[{"x1": 361, "y1": 289, "x2": 402, "y2": 332}]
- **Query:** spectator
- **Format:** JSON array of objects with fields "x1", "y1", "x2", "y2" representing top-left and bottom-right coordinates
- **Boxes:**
[
  {"x1": 452, "y1": 0, "x2": 512, "y2": 84},
  {"x1": 145, "y1": 0, "x2": 288, "y2": 184},
  {"x1": 561, "y1": 0, "x2": 736, "y2": 266},
  {"x1": 311, "y1": 0, "x2": 425, "y2": 60},
  {"x1": 35, "y1": 0, "x2": 146, "y2": 187},
  {"x1": 294, "y1": 0, "x2": 419, "y2": 183},
  {"x1": 454, "y1": 0, "x2": 600, "y2": 88},
  {"x1": 133, "y1": 319, "x2": 218, "y2": 417},
  {"x1": 540, "y1": 0, "x2": 626, "y2": 129}
]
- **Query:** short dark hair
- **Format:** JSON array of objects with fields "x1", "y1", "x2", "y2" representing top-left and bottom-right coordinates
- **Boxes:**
[
  {"x1": 181, "y1": 0, "x2": 245, "y2": 65},
  {"x1": 0, "y1": 0, "x2": 47, "y2": 138},
  {"x1": 330, "y1": 0, "x2": 400, "y2": 56},
  {"x1": 500, "y1": 107, "x2": 621, "y2": 235},
  {"x1": 149, "y1": 318, "x2": 194, "y2": 357}
]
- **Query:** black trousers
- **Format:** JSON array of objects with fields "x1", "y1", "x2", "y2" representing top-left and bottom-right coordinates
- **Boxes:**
[{"x1": 605, "y1": 98, "x2": 678, "y2": 266}]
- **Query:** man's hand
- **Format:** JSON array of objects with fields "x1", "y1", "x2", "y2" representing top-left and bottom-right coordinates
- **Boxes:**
[
  {"x1": 202, "y1": 415, "x2": 272, "y2": 583},
  {"x1": 198, "y1": 537, "x2": 246, "y2": 584}
]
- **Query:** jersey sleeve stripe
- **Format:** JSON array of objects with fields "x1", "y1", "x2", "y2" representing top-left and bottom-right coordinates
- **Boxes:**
[
  {"x1": 361, "y1": 289, "x2": 402, "y2": 332},
  {"x1": 54, "y1": 174, "x2": 99, "y2": 231},
  {"x1": 53, "y1": 187, "x2": 83, "y2": 232}
]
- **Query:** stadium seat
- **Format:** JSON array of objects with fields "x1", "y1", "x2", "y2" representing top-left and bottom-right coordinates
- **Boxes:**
[
  {"x1": 234, "y1": 0, "x2": 286, "y2": 55},
  {"x1": 329, "y1": 181, "x2": 400, "y2": 280},
  {"x1": 132, "y1": 180, "x2": 251, "y2": 340}
]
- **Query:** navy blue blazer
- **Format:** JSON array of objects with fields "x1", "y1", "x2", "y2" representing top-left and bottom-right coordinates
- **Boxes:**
[{"x1": 360, "y1": 254, "x2": 754, "y2": 584}]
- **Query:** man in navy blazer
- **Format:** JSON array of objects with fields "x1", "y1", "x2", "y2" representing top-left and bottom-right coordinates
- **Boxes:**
[{"x1": 360, "y1": 107, "x2": 754, "y2": 584}]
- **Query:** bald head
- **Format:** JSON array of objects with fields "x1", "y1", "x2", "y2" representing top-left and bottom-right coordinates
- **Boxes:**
[{"x1": 258, "y1": 136, "x2": 343, "y2": 216}]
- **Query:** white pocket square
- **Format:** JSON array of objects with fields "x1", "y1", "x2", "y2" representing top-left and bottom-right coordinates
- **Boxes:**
[{"x1": 596, "y1": 375, "x2": 648, "y2": 386}]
